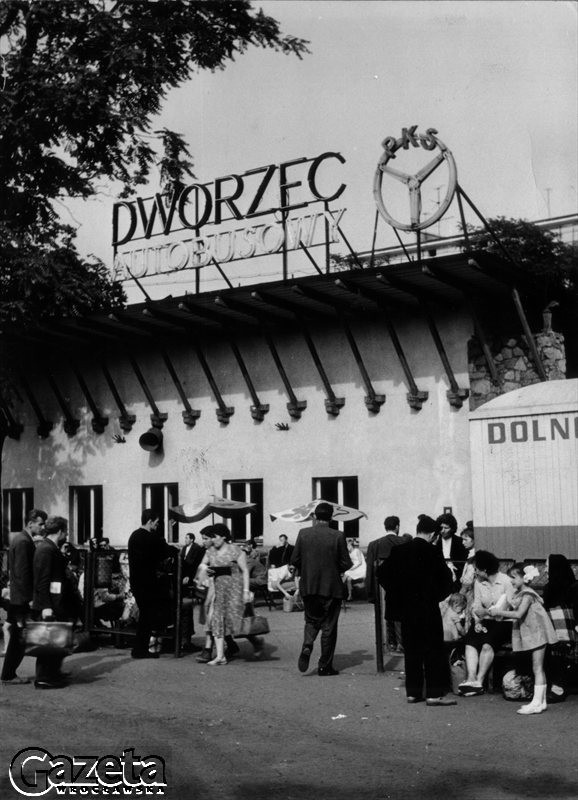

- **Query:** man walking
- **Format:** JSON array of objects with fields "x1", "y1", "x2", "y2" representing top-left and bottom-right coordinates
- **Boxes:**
[
  {"x1": 290, "y1": 502, "x2": 352, "y2": 676},
  {"x1": 381, "y1": 514, "x2": 456, "y2": 706},
  {"x1": 128, "y1": 509, "x2": 175, "y2": 659},
  {"x1": 1, "y1": 509, "x2": 47, "y2": 685},
  {"x1": 32, "y1": 516, "x2": 72, "y2": 689}
]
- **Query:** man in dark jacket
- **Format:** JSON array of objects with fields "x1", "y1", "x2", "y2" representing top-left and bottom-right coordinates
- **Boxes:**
[
  {"x1": 32, "y1": 516, "x2": 71, "y2": 689},
  {"x1": 128, "y1": 509, "x2": 175, "y2": 659},
  {"x1": 180, "y1": 532, "x2": 205, "y2": 585},
  {"x1": 434, "y1": 512, "x2": 468, "y2": 591},
  {"x1": 290, "y1": 503, "x2": 352, "y2": 676},
  {"x1": 365, "y1": 515, "x2": 411, "y2": 652},
  {"x1": 1, "y1": 509, "x2": 47, "y2": 685},
  {"x1": 268, "y1": 534, "x2": 294, "y2": 568},
  {"x1": 381, "y1": 514, "x2": 456, "y2": 706}
]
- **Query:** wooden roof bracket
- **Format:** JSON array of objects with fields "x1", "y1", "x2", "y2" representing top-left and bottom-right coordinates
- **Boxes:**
[
  {"x1": 252, "y1": 292, "x2": 344, "y2": 416},
  {"x1": 45, "y1": 370, "x2": 80, "y2": 436},
  {"x1": 126, "y1": 354, "x2": 168, "y2": 429},
  {"x1": 150, "y1": 303, "x2": 234, "y2": 424},
  {"x1": 420, "y1": 264, "x2": 500, "y2": 385},
  {"x1": 335, "y1": 278, "x2": 428, "y2": 410},
  {"x1": 376, "y1": 274, "x2": 468, "y2": 409},
  {"x1": 511, "y1": 287, "x2": 548, "y2": 381},
  {"x1": 71, "y1": 363, "x2": 109, "y2": 434},
  {"x1": 0, "y1": 403, "x2": 24, "y2": 440},
  {"x1": 420, "y1": 302, "x2": 469, "y2": 409},
  {"x1": 17, "y1": 372, "x2": 53, "y2": 437},
  {"x1": 214, "y1": 296, "x2": 306, "y2": 419},
  {"x1": 292, "y1": 284, "x2": 385, "y2": 413},
  {"x1": 100, "y1": 361, "x2": 136, "y2": 433}
]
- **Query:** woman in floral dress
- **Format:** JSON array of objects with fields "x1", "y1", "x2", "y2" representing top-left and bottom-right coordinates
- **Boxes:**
[{"x1": 200, "y1": 524, "x2": 262, "y2": 664}]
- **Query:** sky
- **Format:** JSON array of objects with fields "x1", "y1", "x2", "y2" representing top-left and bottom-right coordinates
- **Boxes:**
[{"x1": 63, "y1": 0, "x2": 578, "y2": 302}]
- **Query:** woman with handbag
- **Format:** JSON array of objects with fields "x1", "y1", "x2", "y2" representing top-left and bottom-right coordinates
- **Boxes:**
[{"x1": 199, "y1": 524, "x2": 264, "y2": 665}]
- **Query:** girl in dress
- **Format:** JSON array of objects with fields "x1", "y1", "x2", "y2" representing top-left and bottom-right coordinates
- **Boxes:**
[{"x1": 489, "y1": 563, "x2": 558, "y2": 714}]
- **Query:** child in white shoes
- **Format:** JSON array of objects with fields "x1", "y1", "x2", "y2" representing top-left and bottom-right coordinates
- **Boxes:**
[{"x1": 489, "y1": 563, "x2": 558, "y2": 714}]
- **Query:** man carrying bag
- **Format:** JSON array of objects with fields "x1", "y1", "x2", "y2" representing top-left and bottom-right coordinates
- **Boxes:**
[{"x1": 31, "y1": 516, "x2": 74, "y2": 689}]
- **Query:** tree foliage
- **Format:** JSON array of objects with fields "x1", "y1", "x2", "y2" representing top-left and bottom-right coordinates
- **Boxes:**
[
  {"x1": 0, "y1": 0, "x2": 309, "y2": 237},
  {"x1": 0, "y1": 0, "x2": 309, "y2": 410},
  {"x1": 465, "y1": 216, "x2": 577, "y2": 300}
]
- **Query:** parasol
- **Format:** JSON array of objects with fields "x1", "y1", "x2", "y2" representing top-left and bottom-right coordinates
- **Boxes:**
[
  {"x1": 169, "y1": 495, "x2": 256, "y2": 523},
  {"x1": 270, "y1": 498, "x2": 367, "y2": 524}
]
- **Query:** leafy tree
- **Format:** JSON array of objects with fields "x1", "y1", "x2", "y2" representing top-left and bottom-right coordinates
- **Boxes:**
[
  {"x1": 464, "y1": 216, "x2": 577, "y2": 300},
  {"x1": 0, "y1": 0, "x2": 308, "y2": 409},
  {"x1": 0, "y1": 0, "x2": 308, "y2": 236}
]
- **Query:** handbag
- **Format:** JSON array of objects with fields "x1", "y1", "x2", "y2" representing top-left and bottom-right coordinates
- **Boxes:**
[
  {"x1": 235, "y1": 603, "x2": 270, "y2": 637},
  {"x1": 24, "y1": 621, "x2": 74, "y2": 657},
  {"x1": 449, "y1": 647, "x2": 467, "y2": 695},
  {"x1": 192, "y1": 584, "x2": 208, "y2": 602},
  {"x1": 548, "y1": 605, "x2": 576, "y2": 643}
]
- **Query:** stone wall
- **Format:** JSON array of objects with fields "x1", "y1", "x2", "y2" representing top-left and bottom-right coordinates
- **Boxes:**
[{"x1": 468, "y1": 327, "x2": 566, "y2": 410}]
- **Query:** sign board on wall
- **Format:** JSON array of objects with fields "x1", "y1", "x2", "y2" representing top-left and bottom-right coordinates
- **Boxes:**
[
  {"x1": 469, "y1": 379, "x2": 578, "y2": 557},
  {"x1": 112, "y1": 152, "x2": 347, "y2": 281}
]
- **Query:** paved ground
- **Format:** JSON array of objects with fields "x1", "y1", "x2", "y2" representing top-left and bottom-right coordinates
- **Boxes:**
[{"x1": 1, "y1": 602, "x2": 576, "y2": 800}]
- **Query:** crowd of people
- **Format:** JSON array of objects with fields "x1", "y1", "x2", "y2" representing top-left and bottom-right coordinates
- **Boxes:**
[
  {"x1": 375, "y1": 513, "x2": 578, "y2": 713},
  {"x1": 2, "y1": 504, "x2": 577, "y2": 713}
]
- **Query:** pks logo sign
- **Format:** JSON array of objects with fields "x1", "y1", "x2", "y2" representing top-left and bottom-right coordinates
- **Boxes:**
[{"x1": 9, "y1": 748, "x2": 167, "y2": 796}]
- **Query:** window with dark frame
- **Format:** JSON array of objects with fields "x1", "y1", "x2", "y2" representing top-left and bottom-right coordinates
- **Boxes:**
[
  {"x1": 222, "y1": 479, "x2": 263, "y2": 542},
  {"x1": 69, "y1": 486, "x2": 103, "y2": 545},
  {"x1": 142, "y1": 483, "x2": 179, "y2": 543},
  {"x1": 312, "y1": 476, "x2": 359, "y2": 538},
  {"x1": 2, "y1": 488, "x2": 34, "y2": 545}
]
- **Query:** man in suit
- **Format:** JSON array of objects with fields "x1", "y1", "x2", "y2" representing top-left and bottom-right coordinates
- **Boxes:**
[
  {"x1": 128, "y1": 508, "x2": 175, "y2": 659},
  {"x1": 179, "y1": 532, "x2": 204, "y2": 649},
  {"x1": 1, "y1": 509, "x2": 47, "y2": 685},
  {"x1": 268, "y1": 534, "x2": 294, "y2": 568},
  {"x1": 434, "y1": 513, "x2": 468, "y2": 591},
  {"x1": 32, "y1": 515, "x2": 72, "y2": 689},
  {"x1": 365, "y1": 515, "x2": 411, "y2": 651},
  {"x1": 290, "y1": 503, "x2": 352, "y2": 676},
  {"x1": 381, "y1": 514, "x2": 456, "y2": 706},
  {"x1": 180, "y1": 532, "x2": 205, "y2": 585}
]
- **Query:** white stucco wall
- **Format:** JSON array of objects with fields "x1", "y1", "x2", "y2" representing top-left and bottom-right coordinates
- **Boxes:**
[{"x1": 2, "y1": 307, "x2": 473, "y2": 547}]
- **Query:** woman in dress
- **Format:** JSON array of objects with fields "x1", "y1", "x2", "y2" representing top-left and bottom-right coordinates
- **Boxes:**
[
  {"x1": 458, "y1": 550, "x2": 514, "y2": 696},
  {"x1": 200, "y1": 523, "x2": 262, "y2": 665},
  {"x1": 342, "y1": 538, "x2": 366, "y2": 601}
]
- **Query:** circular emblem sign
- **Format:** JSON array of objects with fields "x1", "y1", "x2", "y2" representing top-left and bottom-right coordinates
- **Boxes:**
[{"x1": 373, "y1": 126, "x2": 457, "y2": 231}]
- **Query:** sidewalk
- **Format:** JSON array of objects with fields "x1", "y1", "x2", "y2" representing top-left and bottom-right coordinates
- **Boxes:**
[{"x1": 1, "y1": 602, "x2": 577, "y2": 800}]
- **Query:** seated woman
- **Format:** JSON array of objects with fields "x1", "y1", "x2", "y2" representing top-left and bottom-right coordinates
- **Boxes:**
[
  {"x1": 342, "y1": 538, "x2": 366, "y2": 601},
  {"x1": 459, "y1": 549, "x2": 514, "y2": 696}
]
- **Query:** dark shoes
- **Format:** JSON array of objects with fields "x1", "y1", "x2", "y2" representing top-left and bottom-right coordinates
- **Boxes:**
[
  {"x1": 196, "y1": 648, "x2": 213, "y2": 664},
  {"x1": 34, "y1": 679, "x2": 67, "y2": 690},
  {"x1": 318, "y1": 666, "x2": 340, "y2": 677},
  {"x1": 426, "y1": 697, "x2": 457, "y2": 707},
  {"x1": 298, "y1": 646, "x2": 312, "y2": 673},
  {"x1": 131, "y1": 650, "x2": 160, "y2": 660},
  {"x1": 225, "y1": 640, "x2": 240, "y2": 660},
  {"x1": 406, "y1": 696, "x2": 424, "y2": 704}
]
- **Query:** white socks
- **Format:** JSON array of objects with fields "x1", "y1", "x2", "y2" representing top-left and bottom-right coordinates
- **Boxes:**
[{"x1": 517, "y1": 684, "x2": 546, "y2": 715}]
